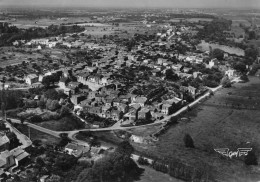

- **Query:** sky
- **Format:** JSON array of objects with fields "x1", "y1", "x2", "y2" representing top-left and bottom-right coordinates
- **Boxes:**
[{"x1": 0, "y1": 0, "x2": 260, "y2": 9}]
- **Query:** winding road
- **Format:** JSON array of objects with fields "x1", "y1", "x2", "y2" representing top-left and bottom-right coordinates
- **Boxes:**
[
  {"x1": 9, "y1": 81, "x2": 227, "y2": 145},
  {"x1": 9, "y1": 77, "x2": 243, "y2": 147}
]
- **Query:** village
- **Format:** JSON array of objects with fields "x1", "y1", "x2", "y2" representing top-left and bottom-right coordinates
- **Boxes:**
[{"x1": 0, "y1": 7, "x2": 259, "y2": 182}]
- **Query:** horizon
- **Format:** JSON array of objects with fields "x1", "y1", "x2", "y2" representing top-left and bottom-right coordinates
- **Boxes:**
[{"x1": 0, "y1": 0, "x2": 260, "y2": 10}]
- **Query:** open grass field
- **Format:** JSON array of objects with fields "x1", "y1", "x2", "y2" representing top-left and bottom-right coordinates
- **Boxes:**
[
  {"x1": 247, "y1": 40, "x2": 260, "y2": 48},
  {"x1": 137, "y1": 165, "x2": 183, "y2": 182},
  {"x1": 9, "y1": 17, "x2": 91, "y2": 29},
  {"x1": 135, "y1": 76, "x2": 260, "y2": 182},
  {"x1": 16, "y1": 124, "x2": 60, "y2": 145},
  {"x1": 198, "y1": 40, "x2": 245, "y2": 56},
  {"x1": 0, "y1": 47, "x2": 44, "y2": 67},
  {"x1": 36, "y1": 115, "x2": 87, "y2": 131}
]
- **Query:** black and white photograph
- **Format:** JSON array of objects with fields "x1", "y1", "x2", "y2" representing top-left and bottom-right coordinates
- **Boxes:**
[{"x1": 0, "y1": 0, "x2": 259, "y2": 181}]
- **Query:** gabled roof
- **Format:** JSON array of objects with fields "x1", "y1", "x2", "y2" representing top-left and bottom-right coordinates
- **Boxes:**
[
  {"x1": 26, "y1": 74, "x2": 38, "y2": 79},
  {"x1": 135, "y1": 97, "x2": 147, "y2": 104},
  {"x1": 0, "y1": 135, "x2": 9, "y2": 146}
]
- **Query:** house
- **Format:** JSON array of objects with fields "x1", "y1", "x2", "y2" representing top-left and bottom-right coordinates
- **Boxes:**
[
  {"x1": 40, "y1": 175, "x2": 50, "y2": 182},
  {"x1": 85, "y1": 66, "x2": 98, "y2": 73},
  {"x1": 100, "y1": 84, "x2": 117, "y2": 95},
  {"x1": 255, "y1": 69, "x2": 260, "y2": 77},
  {"x1": 151, "y1": 69, "x2": 161, "y2": 76},
  {"x1": 71, "y1": 94, "x2": 86, "y2": 105},
  {"x1": 64, "y1": 143, "x2": 89, "y2": 157},
  {"x1": 138, "y1": 108, "x2": 151, "y2": 120},
  {"x1": 119, "y1": 94, "x2": 131, "y2": 103},
  {"x1": 113, "y1": 98, "x2": 121, "y2": 107},
  {"x1": 130, "y1": 135, "x2": 145, "y2": 144},
  {"x1": 89, "y1": 107, "x2": 102, "y2": 115},
  {"x1": 100, "y1": 77, "x2": 110, "y2": 86},
  {"x1": 134, "y1": 97, "x2": 147, "y2": 107},
  {"x1": 95, "y1": 94, "x2": 106, "y2": 102},
  {"x1": 105, "y1": 99, "x2": 113, "y2": 107},
  {"x1": 88, "y1": 91, "x2": 97, "y2": 100},
  {"x1": 0, "y1": 135, "x2": 9, "y2": 152},
  {"x1": 101, "y1": 106, "x2": 111, "y2": 118},
  {"x1": 193, "y1": 72, "x2": 202, "y2": 78},
  {"x1": 0, "y1": 147, "x2": 29, "y2": 169},
  {"x1": 225, "y1": 69, "x2": 237, "y2": 78},
  {"x1": 118, "y1": 103, "x2": 129, "y2": 113},
  {"x1": 0, "y1": 151, "x2": 15, "y2": 169},
  {"x1": 63, "y1": 88, "x2": 71, "y2": 96},
  {"x1": 58, "y1": 77, "x2": 69, "y2": 89},
  {"x1": 77, "y1": 73, "x2": 90, "y2": 85},
  {"x1": 111, "y1": 110, "x2": 123, "y2": 121},
  {"x1": 154, "y1": 113, "x2": 164, "y2": 120},
  {"x1": 180, "y1": 86, "x2": 197, "y2": 98},
  {"x1": 172, "y1": 64, "x2": 183, "y2": 71},
  {"x1": 157, "y1": 58, "x2": 168, "y2": 65},
  {"x1": 11, "y1": 147, "x2": 30, "y2": 168},
  {"x1": 68, "y1": 82, "x2": 82, "y2": 90},
  {"x1": 25, "y1": 74, "x2": 38, "y2": 85},
  {"x1": 161, "y1": 104, "x2": 172, "y2": 115},
  {"x1": 62, "y1": 68, "x2": 72, "y2": 78},
  {"x1": 208, "y1": 58, "x2": 219, "y2": 69}
]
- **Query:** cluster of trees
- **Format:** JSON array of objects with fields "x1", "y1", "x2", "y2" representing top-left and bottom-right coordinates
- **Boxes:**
[
  {"x1": 42, "y1": 73, "x2": 61, "y2": 88},
  {"x1": 0, "y1": 90, "x2": 24, "y2": 110},
  {"x1": 249, "y1": 64, "x2": 260, "y2": 75},
  {"x1": 80, "y1": 110, "x2": 114, "y2": 127},
  {"x1": 220, "y1": 76, "x2": 232, "y2": 88},
  {"x1": 0, "y1": 22, "x2": 19, "y2": 34},
  {"x1": 245, "y1": 46, "x2": 259, "y2": 62},
  {"x1": 0, "y1": 24, "x2": 84, "y2": 46},
  {"x1": 196, "y1": 18, "x2": 232, "y2": 43},
  {"x1": 210, "y1": 48, "x2": 224, "y2": 60},
  {"x1": 77, "y1": 141, "x2": 141, "y2": 182}
]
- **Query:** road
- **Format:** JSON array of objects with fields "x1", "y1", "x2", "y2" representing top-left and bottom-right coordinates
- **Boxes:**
[
  {"x1": 9, "y1": 83, "x2": 224, "y2": 144},
  {"x1": 5, "y1": 120, "x2": 32, "y2": 149},
  {"x1": 11, "y1": 76, "x2": 244, "y2": 147}
]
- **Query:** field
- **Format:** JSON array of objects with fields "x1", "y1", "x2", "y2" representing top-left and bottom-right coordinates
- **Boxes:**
[
  {"x1": 16, "y1": 124, "x2": 60, "y2": 145},
  {"x1": 0, "y1": 47, "x2": 44, "y2": 67},
  {"x1": 230, "y1": 25, "x2": 245, "y2": 38},
  {"x1": 169, "y1": 18, "x2": 213, "y2": 23},
  {"x1": 198, "y1": 40, "x2": 245, "y2": 56},
  {"x1": 36, "y1": 115, "x2": 88, "y2": 131},
  {"x1": 135, "y1": 76, "x2": 260, "y2": 182},
  {"x1": 138, "y1": 165, "x2": 183, "y2": 182},
  {"x1": 8, "y1": 17, "x2": 91, "y2": 29},
  {"x1": 247, "y1": 40, "x2": 260, "y2": 48},
  {"x1": 82, "y1": 22, "x2": 157, "y2": 38}
]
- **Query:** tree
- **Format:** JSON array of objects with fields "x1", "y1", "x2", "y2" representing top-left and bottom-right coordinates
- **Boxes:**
[
  {"x1": 211, "y1": 48, "x2": 224, "y2": 60},
  {"x1": 115, "y1": 141, "x2": 134, "y2": 157},
  {"x1": 77, "y1": 151, "x2": 141, "y2": 182},
  {"x1": 137, "y1": 156, "x2": 149, "y2": 165},
  {"x1": 30, "y1": 115, "x2": 43, "y2": 123},
  {"x1": 221, "y1": 76, "x2": 231, "y2": 88},
  {"x1": 245, "y1": 150, "x2": 258, "y2": 165},
  {"x1": 240, "y1": 74, "x2": 249, "y2": 82},
  {"x1": 46, "y1": 175, "x2": 61, "y2": 182},
  {"x1": 44, "y1": 89, "x2": 59, "y2": 100},
  {"x1": 245, "y1": 47, "x2": 258, "y2": 60},
  {"x1": 38, "y1": 100, "x2": 45, "y2": 110},
  {"x1": 42, "y1": 76, "x2": 51, "y2": 88},
  {"x1": 234, "y1": 62, "x2": 247, "y2": 73},
  {"x1": 59, "y1": 105, "x2": 71, "y2": 117},
  {"x1": 183, "y1": 134, "x2": 195, "y2": 148}
]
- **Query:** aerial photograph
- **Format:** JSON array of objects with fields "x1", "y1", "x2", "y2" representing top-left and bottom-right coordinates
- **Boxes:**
[{"x1": 0, "y1": 0, "x2": 259, "y2": 181}]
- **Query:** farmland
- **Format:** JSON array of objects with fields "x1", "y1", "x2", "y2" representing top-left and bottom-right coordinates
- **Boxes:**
[
  {"x1": 197, "y1": 40, "x2": 245, "y2": 56},
  {"x1": 135, "y1": 76, "x2": 260, "y2": 182}
]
